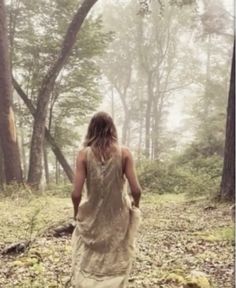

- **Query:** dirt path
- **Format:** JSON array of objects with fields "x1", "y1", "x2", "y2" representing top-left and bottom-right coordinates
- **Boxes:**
[{"x1": 0, "y1": 194, "x2": 234, "y2": 287}]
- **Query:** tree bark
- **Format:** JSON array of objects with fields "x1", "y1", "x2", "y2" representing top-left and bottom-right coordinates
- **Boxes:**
[
  {"x1": 145, "y1": 71, "x2": 154, "y2": 158},
  {"x1": 122, "y1": 107, "x2": 130, "y2": 145},
  {"x1": 203, "y1": 34, "x2": 212, "y2": 119},
  {"x1": 220, "y1": 43, "x2": 235, "y2": 201},
  {"x1": 43, "y1": 142, "x2": 49, "y2": 185},
  {"x1": 27, "y1": 0, "x2": 98, "y2": 188},
  {"x1": 0, "y1": 145, "x2": 5, "y2": 189},
  {"x1": 20, "y1": 127, "x2": 27, "y2": 180},
  {"x1": 0, "y1": 0, "x2": 22, "y2": 183},
  {"x1": 12, "y1": 78, "x2": 74, "y2": 183},
  {"x1": 56, "y1": 159, "x2": 59, "y2": 185}
]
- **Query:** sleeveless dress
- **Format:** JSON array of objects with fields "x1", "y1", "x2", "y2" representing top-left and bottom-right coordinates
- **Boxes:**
[{"x1": 71, "y1": 146, "x2": 141, "y2": 288}]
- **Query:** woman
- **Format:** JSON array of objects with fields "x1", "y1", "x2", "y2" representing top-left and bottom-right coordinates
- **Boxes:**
[{"x1": 71, "y1": 111, "x2": 142, "y2": 288}]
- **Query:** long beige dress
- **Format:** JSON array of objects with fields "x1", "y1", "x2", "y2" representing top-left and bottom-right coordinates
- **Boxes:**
[{"x1": 71, "y1": 146, "x2": 141, "y2": 288}]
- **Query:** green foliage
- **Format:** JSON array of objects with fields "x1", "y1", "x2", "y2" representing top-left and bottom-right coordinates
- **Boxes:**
[
  {"x1": 137, "y1": 159, "x2": 188, "y2": 194},
  {"x1": 0, "y1": 193, "x2": 233, "y2": 287},
  {"x1": 137, "y1": 152, "x2": 223, "y2": 197},
  {"x1": 194, "y1": 226, "x2": 234, "y2": 242},
  {"x1": 0, "y1": 184, "x2": 33, "y2": 198},
  {"x1": 45, "y1": 183, "x2": 72, "y2": 198},
  {"x1": 9, "y1": 0, "x2": 112, "y2": 151},
  {"x1": 0, "y1": 183, "x2": 72, "y2": 199}
]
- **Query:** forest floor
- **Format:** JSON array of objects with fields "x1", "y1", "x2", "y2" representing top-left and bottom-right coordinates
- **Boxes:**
[{"x1": 0, "y1": 192, "x2": 234, "y2": 288}]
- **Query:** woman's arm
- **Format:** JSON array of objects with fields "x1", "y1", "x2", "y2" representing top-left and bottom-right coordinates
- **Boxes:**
[
  {"x1": 123, "y1": 147, "x2": 142, "y2": 208},
  {"x1": 71, "y1": 149, "x2": 86, "y2": 220}
]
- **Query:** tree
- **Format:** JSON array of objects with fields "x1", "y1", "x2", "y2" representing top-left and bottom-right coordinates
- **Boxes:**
[
  {"x1": 0, "y1": 0, "x2": 22, "y2": 184},
  {"x1": 136, "y1": 1, "x2": 194, "y2": 159},
  {"x1": 220, "y1": 43, "x2": 235, "y2": 201},
  {"x1": 9, "y1": 0, "x2": 111, "y2": 185},
  {"x1": 25, "y1": 0, "x2": 98, "y2": 188},
  {"x1": 101, "y1": 1, "x2": 194, "y2": 157},
  {"x1": 100, "y1": 2, "x2": 137, "y2": 146},
  {"x1": 12, "y1": 78, "x2": 74, "y2": 183},
  {"x1": 8, "y1": 0, "x2": 111, "y2": 186}
]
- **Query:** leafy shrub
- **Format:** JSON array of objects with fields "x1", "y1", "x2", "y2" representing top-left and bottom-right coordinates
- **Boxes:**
[
  {"x1": 0, "y1": 183, "x2": 33, "y2": 199},
  {"x1": 0, "y1": 183, "x2": 72, "y2": 199},
  {"x1": 137, "y1": 154, "x2": 223, "y2": 198},
  {"x1": 44, "y1": 183, "x2": 72, "y2": 197}
]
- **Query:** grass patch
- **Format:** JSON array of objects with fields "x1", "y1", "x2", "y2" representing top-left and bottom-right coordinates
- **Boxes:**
[
  {"x1": 142, "y1": 192, "x2": 186, "y2": 205},
  {"x1": 0, "y1": 196, "x2": 72, "y2": 244},
  {"x1": 193, "y1": 226, "x2": 234, "y2": 242}
]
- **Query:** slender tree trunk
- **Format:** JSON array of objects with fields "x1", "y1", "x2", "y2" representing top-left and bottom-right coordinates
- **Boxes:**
[
  {"x1": 122, "y1": 109, "x2": 130, "y2": 145},
  {"x1": 20, "y1": 127, "x2": 27, "y2": 180},
  {"x1": 203, "y1": 34, "x2": 212, "y2": 119},
  {"x1": 152, "y1": 105, "x2": 159, "y2": 159},
  {"x1": 145, "y1": 71, "x2": 153, "y2": 158},
  {"x1": 13, "y1": 78, "x2": 74, "y2": 183},
  {"x1": 0, "y1": 145, "x2": 5, "y2": 189},
  {"x1": 220, "y1": 44, "x2": 235, "y2": 201},
  {"x1": 152, "y1": 68, "x2": 161, "y2": 160},
  {"x1": 43, "y1": 142, "x2": 49, "y2": 185},
  {"x1": 0, "y1": 0, "x2": 22, "y2": 183},
  {"x1": 138, "y1": 117, "x2": 143, "y2": 159},
  {"x1": 137, "y1": 83, "x2": 144, "y2": 159},
  {"x1": 55, "y1": 159, "x2": 59, "y2": 185},
  {"x1": 27, "y1": 0, "x2": 98, "y2": 188}
]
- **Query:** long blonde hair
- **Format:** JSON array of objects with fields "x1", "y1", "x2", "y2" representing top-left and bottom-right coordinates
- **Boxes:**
[{"x1": 84, "y1": 112, "x2": 118, "y2": 161}]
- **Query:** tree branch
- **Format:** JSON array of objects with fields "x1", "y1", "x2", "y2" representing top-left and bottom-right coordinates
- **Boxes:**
[{"x1": 13, "y1": 78, "x2": 74, "y2": 183}]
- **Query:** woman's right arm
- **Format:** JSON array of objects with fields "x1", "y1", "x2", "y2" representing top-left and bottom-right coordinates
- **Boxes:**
[
  {"x1": 71, "y1": 149, "x2": 86, "y2": 220},
  {"x1": 123, "y1": 148, "x2": 142, "y2": 208}
]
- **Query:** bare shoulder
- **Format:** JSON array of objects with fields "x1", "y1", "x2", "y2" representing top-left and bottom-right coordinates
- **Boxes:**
[
  {"x1": 76, "y1": 148, "x2": 87, "y2": 162},
  {"x1": 121, "y1": 146, "x2": 132, "y2": 159}
]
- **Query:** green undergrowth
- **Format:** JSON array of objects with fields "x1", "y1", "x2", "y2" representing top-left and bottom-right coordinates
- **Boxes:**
[
  {"x1": 0, "y1": 196, "x2": 72, "y2": 244},
  {"x1": 0, "y1": 192, "x2": 234, "y2": 288},
  {"x1": 193, "y1": 226, "x2": 234, "y2": 242}
]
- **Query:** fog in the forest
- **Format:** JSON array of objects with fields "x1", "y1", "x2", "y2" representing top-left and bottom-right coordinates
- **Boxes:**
[
  {"x1": 94, "y1": 0, "x2": 234, "y2": 158},
  {"x1": 0, "y1": 1, "x2": 234, "y2": 286},
  {"x1": 4, "y1": 0, "x2": 235, "y2": 181}
]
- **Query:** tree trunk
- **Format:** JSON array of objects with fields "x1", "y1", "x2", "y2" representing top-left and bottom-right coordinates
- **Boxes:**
[
  {"x1": 27, "y1": 0, "x2": 98, "y2": 188},
  {"x1": 43, "y1": 142, "x2": 49, "y2": 185},
  {"x1": 203, "y1": 34, "x2": 212, "y2": 120},
  {"x1": 0, "y1": 0, "x2": 22, "y2": 183},
  {"x1": 13, "y1": 78, "x2": 74, "y2": 183},
  {"x1": 145, "y1": 71, "x2": 153, "y2": 158},
  {"x1": 0, "y1": 145, "x2": 5, "y2": 189},
  {"x1": 20, "y1": 127, "x2": 27, "y2": 180},
  {"x1": 55, "y1": 159, "x2": 59, "y2": 185},
  {"x1": 220, "y1": 43, "x2": 235, "y2": 201},
  {"x1": 122, "y1": 109, "x2": 130, "y2": 145},
  {"x1": 152, "y1": 67, "x2": 161, "y2": 160}
]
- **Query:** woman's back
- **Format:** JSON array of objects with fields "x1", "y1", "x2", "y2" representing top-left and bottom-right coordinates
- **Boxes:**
[
  {"x1": 71, "y1": 112, "x2": 141, "y2": 288},
  {"x1": 76, "y1": 146, "x2": 131, "y2": 252},
  {"x1": 84, "y1": 146, "x2": 126, "y2": 212}
]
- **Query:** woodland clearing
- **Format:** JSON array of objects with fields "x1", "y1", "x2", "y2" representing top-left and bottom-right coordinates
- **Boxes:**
[{"x1": 0, "y1": 193, "x2": 234, "y2": 288}]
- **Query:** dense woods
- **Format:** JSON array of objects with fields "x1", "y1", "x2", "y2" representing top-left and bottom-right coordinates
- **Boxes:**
[
  {"x1": 0, "y1": 0, "x2": 233, "y2": 199},
  {"x1": 0, "y1": 0, "x2": 234, "y2": 286}
]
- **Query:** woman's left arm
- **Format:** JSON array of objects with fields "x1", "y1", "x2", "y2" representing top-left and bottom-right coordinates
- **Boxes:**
[{"x1": 71, "y1": 149, "x2": 86, "y2": 220}]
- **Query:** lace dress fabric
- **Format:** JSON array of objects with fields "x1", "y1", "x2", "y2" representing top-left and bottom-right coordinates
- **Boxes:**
[{"x1": 71, "y1": 146, "x2": 141, "y2": 288}]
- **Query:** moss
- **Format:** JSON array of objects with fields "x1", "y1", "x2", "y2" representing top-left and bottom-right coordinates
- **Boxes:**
[
  {"x1": 165, "y1": 272, "x2": 186, "y2": 284},
  {"x1": 185, "y1": 274, "x2": 212, "y2": 288},
  {"x1": 193, "y1": 226, "x2": 234, "y2": 242}
]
